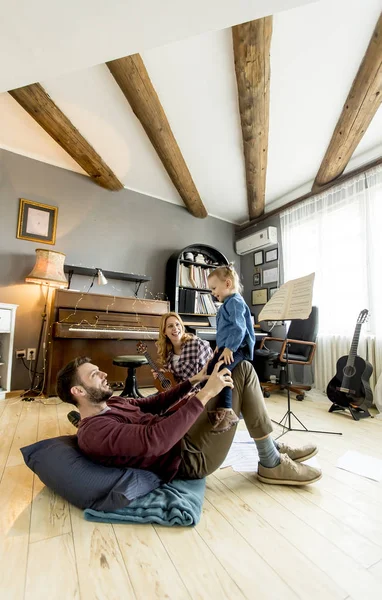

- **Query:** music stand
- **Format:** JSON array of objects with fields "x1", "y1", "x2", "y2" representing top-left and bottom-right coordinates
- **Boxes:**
[{"x1": 258, "y1": 274, "x2": 342, "y2": 439}]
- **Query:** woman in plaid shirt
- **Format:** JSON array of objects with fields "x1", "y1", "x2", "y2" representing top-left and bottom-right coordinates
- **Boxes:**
[{"x1": 157, "y1": 312, "x2": 213, "y2": 382}]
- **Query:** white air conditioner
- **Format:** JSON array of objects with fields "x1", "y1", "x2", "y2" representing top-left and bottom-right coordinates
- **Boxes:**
[{"x1": 235, "y1": 226, "x2": 277, "y2": 255}]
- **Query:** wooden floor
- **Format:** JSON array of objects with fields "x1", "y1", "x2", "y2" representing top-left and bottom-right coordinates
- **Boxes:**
[{"x1": 1, "y1": 389, "x2": 382, "y2": 600}]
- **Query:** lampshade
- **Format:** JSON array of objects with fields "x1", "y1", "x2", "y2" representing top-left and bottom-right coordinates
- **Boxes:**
[
  {"x1": 25, "y1": 249, "x2": 68, "y2": 288},
  {"x1": 97, "y1": 269, "x2": 108, "y2": 286}
]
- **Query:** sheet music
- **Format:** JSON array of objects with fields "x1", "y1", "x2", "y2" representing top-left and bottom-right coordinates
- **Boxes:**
[{"x1": 258, "y1": 273, "x2": 315, "y2": 321}]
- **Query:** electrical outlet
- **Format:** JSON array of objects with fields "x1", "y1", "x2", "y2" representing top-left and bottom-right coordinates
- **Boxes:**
[
  {"x1": 16, "y1": 349, "x2": 26, "y2": 359},
  {"x1": 27, "y1": 348, "x2": 36, "y2": 361}
]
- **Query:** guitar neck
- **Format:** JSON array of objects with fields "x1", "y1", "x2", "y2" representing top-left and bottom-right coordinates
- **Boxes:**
[
  {"x1": 346, "y1": 324, "x2": 362, "y2": 367},
  {"x1": 143, "y1": 351, "x2": 168, "y2": 384}
]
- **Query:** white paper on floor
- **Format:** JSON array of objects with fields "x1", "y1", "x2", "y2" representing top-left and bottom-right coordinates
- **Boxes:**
[
  {"x1": 336, "y1": 450, "x2": 382, "y2": 482},
  {"x1": 220, "y1": 430, "x2": 321, "y2": 473},
  {"x1": 220, "y1": 430, "x2": 259, "y2": 472}
]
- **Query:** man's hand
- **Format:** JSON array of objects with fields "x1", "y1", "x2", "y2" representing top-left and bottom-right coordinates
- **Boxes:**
[
  {"x1": 195, "y1": 360, "x2": 233, "y2": 406},
  {"x1": 189, "y1": 363, "x2": 209, "y2": 386},
  {"x1": 221, "y1": 348, "x2": 234, "y2": 365}
]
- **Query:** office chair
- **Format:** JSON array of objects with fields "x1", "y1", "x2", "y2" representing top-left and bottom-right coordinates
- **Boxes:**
[{"x1": 254, "y1": 306, "x2": 319, "y2": 400}]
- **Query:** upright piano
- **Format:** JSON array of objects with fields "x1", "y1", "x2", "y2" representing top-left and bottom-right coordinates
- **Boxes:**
[{"x1": 45, "y1": 289, "x2": 169, "y2": 396}]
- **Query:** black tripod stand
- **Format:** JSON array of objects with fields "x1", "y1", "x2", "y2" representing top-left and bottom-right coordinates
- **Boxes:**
[{"x1": 272, "y1": 343, "x2": 342, "y2": 439}]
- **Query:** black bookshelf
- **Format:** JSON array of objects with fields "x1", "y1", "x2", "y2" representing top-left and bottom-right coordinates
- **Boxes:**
[{"x1": 165, "y1": 244, "x2": 228, "y2": 318}]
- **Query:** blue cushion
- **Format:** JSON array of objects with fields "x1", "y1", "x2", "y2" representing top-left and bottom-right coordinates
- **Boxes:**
[{"x1": 20, "y1": 435, "x2": 161, "y2": 511}]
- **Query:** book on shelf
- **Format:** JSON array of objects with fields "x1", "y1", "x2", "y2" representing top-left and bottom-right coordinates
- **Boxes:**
[
  {"x1": 179, "y1": 264, "x2": 213, "y2": 290},
  {"x1": 178, "y1": 288, "x2": 217, "y2": 315}
]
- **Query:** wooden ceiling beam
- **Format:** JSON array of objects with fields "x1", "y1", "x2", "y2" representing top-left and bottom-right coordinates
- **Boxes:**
[
  {"x1": 8, "y1": 83, "x2": 123, "y2": 191},
  {"x1": 232, "y1": 17, "x2": 273, "y2": 220},
  {"x1": 313, "y1": 12, "x2": 382, "y2": 190},
  {"x1": 107, "y1": 54, "x2": 207, "y2": 219}
]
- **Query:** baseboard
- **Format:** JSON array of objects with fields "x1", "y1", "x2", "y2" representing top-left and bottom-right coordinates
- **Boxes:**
[{"x1": 5, "y1": 390, "x2": 23, "y2": 398}]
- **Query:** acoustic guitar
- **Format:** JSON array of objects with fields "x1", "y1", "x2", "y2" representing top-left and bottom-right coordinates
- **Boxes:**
[
  {"x1": 326, "y1": 309, "x2": 373, "y2": 417},
  {"x1": 136, "y1": 341, "x2": 177, "y2": 393}
]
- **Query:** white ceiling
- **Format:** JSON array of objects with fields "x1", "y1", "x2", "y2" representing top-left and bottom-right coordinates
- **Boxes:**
[
  {"x1": 0, "y1": 0, "x2": 314, "y2": 93},
  {"x1": 0, "y1": 0, "x2": 381, "y2": 224}
]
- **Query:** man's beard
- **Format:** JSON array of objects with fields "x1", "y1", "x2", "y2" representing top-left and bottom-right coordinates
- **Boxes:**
[{"x1": 81, "y1": 382, "x2": 113, "y2": 404}]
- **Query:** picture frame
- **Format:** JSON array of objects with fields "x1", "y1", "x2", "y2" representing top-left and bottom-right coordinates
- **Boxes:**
[
  {"x1": 265, "y1": 248, "x2": 278, "y2": 263},
  {"x1": 253, "y1": 272, "x2": 261, "y2": 286},
  {"x1": 263, "y1": 267, "x2": 279, "y2": 284},
  {"x1": 17, "y1": 199, "x2": 58, "y2": 245},
  {"x1": 269, "y1": 287, "x2": 278, "y2": 299},
  {"x1": 253, "y1": 250, "x2": 264, "y2": 266},
  {"x1": 252, "y1": 288, "x2": 268, "y2": 305}
]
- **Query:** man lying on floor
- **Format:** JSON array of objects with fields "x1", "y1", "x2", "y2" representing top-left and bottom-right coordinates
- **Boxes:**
[{"x1": 56, "y1": 357, "x2": 321, "y2": 486}]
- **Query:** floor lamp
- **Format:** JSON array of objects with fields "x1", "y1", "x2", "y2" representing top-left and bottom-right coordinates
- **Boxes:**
[{"x1": 23, "y1": 249, "x2": 68, "y2": 399}]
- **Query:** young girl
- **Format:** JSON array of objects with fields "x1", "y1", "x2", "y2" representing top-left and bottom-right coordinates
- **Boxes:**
[{"x1": 207, "y1": 264, "x2": 255, "y2": 434}]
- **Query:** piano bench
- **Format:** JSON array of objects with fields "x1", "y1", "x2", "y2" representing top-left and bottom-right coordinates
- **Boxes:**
[{"x1": 113, "y1": 355, "x2": 149, "y2": 399}]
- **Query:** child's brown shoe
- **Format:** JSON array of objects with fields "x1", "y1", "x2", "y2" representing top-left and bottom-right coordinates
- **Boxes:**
[{"x1": 207, "y1": 408, "x2": 239, "y2": 434}]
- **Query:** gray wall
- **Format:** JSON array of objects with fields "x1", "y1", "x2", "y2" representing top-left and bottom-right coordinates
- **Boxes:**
[{"x1": 0, "y1": 149, "x2": 236, "y2": 391}]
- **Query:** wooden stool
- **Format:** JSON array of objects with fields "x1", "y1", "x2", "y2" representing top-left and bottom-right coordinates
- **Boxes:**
[{"x1": 113, "y1": 355, "x2": 149, "y2": 398}]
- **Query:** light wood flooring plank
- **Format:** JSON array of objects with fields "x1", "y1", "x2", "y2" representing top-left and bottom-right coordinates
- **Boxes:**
[
  {"x1": 114, "y1": 523, "x2": 191, "y2": 599},
  {"x1": 206, "y1": 475, "x2": 345, "y2": 600},
  {"x1": 6, "y1": 401, "x2": 39, "y2": 467},
  {"x1": 29, "y1": 477, "x2": 71, "y2": 544},
  {"x1": 0, "y1": 399, "x2": 23, "y2": 479},
  {"x1": 221, "y1": 472, "x2": 382, "y2": 600},
  {"x1": 311, "y1": 471, "x2": 382, "y2": 524},
  {"x1": 369, "y1": 559, "x2": 382, "y2": 583},
  {"x1": 26, "y1": 401, "x2": 71, "y2": 543},
  {"x1": 293, "y1": 480, "x2": 382, "y2": 550},
  {"x1": 196, "y1": 498, "x2": 298, "y2": 600},
  {"x1": 70, "y1": 505, "x2": 136, "y2": 600},
  {"x1": 0, "y1": 464, "x2": 34, "y2": 600},
  {"x1": 155, "y1": 525, "x2": 246, "y2": 600},
  {"x1": 37, "y1": 402, "x2": 60, "y2": 440},
  {"x1": 316, "y1": 453, "x2": 382, "y2": 506},
  {"x1": 265, "y1": 482, "x2": 382, "y2": 566},
  {"x1": 0, "y1": 396, "x2": 10, "y2": 418},
  {"x1": 25, "y1": 533, "x2": 79, "y2": 600}
]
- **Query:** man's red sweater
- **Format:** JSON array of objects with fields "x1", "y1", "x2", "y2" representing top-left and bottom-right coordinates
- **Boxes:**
[{"x1": 77, "y1": 380, "x2": 204, "y2": 482}]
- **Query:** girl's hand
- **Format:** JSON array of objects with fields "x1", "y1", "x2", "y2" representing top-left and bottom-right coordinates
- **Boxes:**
[
  {"x1": 221, "y1": 348, "x2": 234, "y2": 365},
  {"x1": 214, "y1": 346, "x2": 219, "y2": 355}
]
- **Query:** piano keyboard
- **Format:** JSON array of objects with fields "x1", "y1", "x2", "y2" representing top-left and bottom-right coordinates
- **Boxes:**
[
  {"x1": 54, "y1": 323, "x2": 160, "y2": 340},
  {"x1": 68, "y1": 327, "x2": 158, "y2": 335}
]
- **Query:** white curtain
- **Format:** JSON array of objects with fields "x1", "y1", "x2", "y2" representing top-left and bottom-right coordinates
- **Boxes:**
[{"x1": 280, "y1": 165, "x2": 382, "y2": 394}]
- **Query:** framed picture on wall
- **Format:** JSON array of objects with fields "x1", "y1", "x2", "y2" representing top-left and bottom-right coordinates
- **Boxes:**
[
  {"x1": 263, "y1": 267, "x2": 278, "y2": 284},
  {"x1": 265, "y1": 248, "x2": 278, "y2": 263},
  {"x1": 16, "y1": 198, "x2": 58, "y2": 245},
  {"x1": 252, "y1": 288, "x2": 268, "y2": 305},
  {"x1": 253, "y1": 272, "x2": 261, "y2": 286},
  {"x1": 253, "y1": 250, "x2": 264, "y2": 266}
]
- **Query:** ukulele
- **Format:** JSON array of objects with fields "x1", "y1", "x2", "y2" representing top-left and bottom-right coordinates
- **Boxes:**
[
  {"x1": 136, "y1": 341, "x2": 177, "y2": 393},
  {"x1": 326, "y1": 309, "x2": 373, "y2": 412}
]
